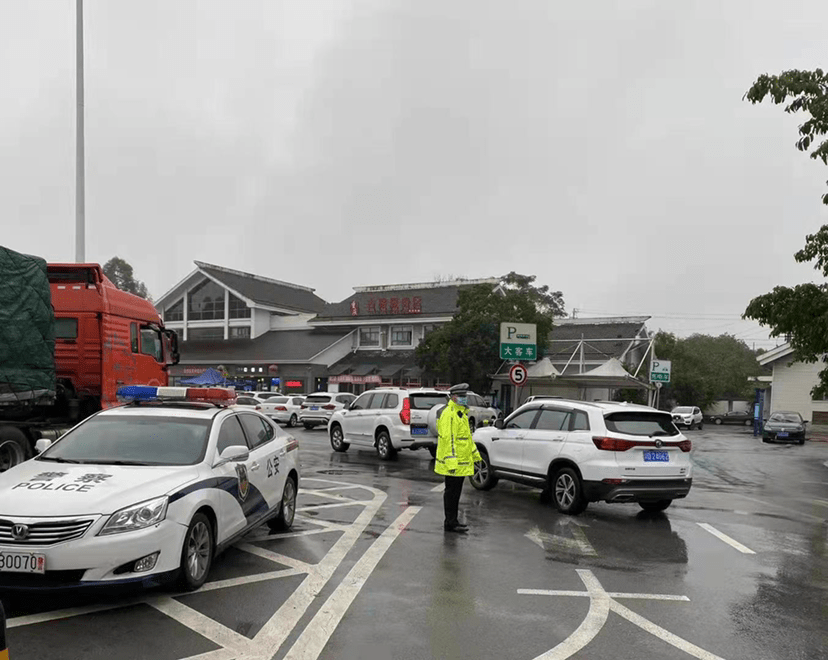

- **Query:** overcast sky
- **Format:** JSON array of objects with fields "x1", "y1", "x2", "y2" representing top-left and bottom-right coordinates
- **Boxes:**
[{"x1": 3, "y1": 0, "x2": 828, "y2": 348}]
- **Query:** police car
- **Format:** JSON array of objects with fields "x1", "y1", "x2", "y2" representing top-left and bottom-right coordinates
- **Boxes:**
[{"x1": 0, "y1": 386, "x2": 299, "y2": 592}]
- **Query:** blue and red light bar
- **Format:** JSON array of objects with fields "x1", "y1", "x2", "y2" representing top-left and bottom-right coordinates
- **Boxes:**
[{"x1": 116, "y1": 386, "x2": 236, "y2": 404}]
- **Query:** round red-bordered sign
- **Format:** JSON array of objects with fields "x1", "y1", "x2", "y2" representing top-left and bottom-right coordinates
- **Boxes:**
[{"x1": 509, "y1": 364, "x2": 528, "y2": 386}]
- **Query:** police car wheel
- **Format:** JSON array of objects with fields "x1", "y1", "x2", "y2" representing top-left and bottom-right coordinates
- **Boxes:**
[
  {"x1": 376, "y1": 431, "x2": 397, "y2": 461},
  {"x1": 179, "y1": 513, "x2": 213, "y2": 591},
  {"x1": 269, "y1": 476, "x2": 297, "y2": 532}
]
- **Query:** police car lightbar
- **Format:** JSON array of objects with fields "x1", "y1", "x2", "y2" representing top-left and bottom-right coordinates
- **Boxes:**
[{"x1": 116, "y1": 386, "x2": 236, "y2": 405}]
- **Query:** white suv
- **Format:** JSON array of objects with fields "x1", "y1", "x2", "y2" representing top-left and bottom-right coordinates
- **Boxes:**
[
  {"x1": 471, "y1": 400, "x2": 692, "y2": 514},
  {"x1": 299, "y1": 392, "x2": 356, "y2": 429},
  {"x1": 671, "y1": 406, "x2": 704, "y2": 430},
  {"x1": 328, "y1": 388, "x2": 449, "y2": 460}
]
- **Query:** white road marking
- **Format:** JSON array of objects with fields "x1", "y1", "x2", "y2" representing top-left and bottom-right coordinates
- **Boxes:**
[
  {"x1": 240, "y1": 479, "x2": 387, "y2": 659},
  {"x1": 431, "y1": 482, "x2": 446, "y2": 493},
  {"x1": 236, "y1": 542, "x2": 315, "y2": 571},
  {"x1": 812, "y1": 499, "x2": 828, "y2": 508},
  {"x1": 534, "y1": 570, "x2": 609, "y2": 660},
  {"x1": 180, "y1": 649, "x2": 238, "y2": 660},
  {"x1": 295, "y1": 516, "x2": 351, "y2": 531},
  {"x1": 521, "y1": 569, "x2": 726, "y2": 660},
  {"x1": 297, "y1": 500, "x2": 373, "y2": 512},
  {"x1": 243, "y1": 527, "x2": 346, "y2": 541},
  {"x1": 518, "y1": 589, "x2": 689, "y2": 602},
  {"x1": 197, "y1": 568, "x2": 304, "y2": 593},
  {"x1": 525, "y1": 525, "x2": 597, "y2": 556},
  {"x1": 307, "y1": 485, "x2": 365, "y2": 493},
  {"x1": 148, "y1": 597, "x2": 252, "y2": 655},
  {"x1": 302, "y1": 489, "x2": 365, "y2": 503},
  {"x1": 7, "y1": 598, "x2": 145, "y2": 629},
  {"x1": 282, "y1": 506, "x2": 422, "y2": 660},
  {"x1": 737, "y1": 493, "x2": 825, "y2": 523},
  {"x1": 696, "y1": 523, "x2": 756, "y2": 554}
]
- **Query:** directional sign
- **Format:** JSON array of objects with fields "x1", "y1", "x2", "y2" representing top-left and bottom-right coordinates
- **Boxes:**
[
  {"x1": 509, "y1": 364, "x2": 528, "y2": 386},
  {"x1": 500, "y1": 322, "x2": 537, "y2": 360},
  {"x1": 650, "y1": 359, "x2": 671, "y2": 383}
]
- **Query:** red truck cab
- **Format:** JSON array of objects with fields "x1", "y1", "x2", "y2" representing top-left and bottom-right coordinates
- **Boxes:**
[{"x1": 48, "y1": 264, "x2": 179, "y2": 410}]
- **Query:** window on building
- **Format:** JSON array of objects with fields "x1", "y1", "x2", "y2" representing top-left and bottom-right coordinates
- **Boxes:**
[
  {"x1": 230, "y1": 326, "x2": 251, "y2": 339},
  {"x1": 229, "y1": 293, "x2": 251, "y2": 319},
  {"x1": 390, "y1": 326, "x2": 413, "y2": 347},
  {"x1": 165, "y1": 299, "x2": 184, "y2": 322},
  {"x1": 188, "y1": 279, "x2": 225, "y2": 320},
  {"x1": 359, "y1": 327, "x2": 380, "y2": 348},
  {"x1": 188, "y1": 327, "x2": 224, "y2": 341}
]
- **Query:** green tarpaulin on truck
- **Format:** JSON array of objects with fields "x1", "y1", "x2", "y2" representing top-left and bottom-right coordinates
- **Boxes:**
[{"x1": 0, "y1": 246, "x2": 55, "y2": 397}]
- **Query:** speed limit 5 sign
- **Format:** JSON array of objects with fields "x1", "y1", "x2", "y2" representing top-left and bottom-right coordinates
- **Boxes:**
[{"x1": 509, "y1": 364, "x2": 528, "y2": 386}]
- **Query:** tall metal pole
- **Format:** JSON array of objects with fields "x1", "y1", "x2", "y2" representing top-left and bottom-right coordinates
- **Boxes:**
[{"x1": 75, "y1": 0, "x2": 85, "y2": 263}]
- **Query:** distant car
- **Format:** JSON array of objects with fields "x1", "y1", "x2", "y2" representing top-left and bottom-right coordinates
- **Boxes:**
[
  {"x1": 762, "y1": 411, "x2": 807, "y2": 445},
  {"x1": 671, "y1": 406, "x2": 704, "y2": 430},
  {"x1": 233, "y1": 395, "x2": 263, "y2": 410},
  {"x1": 256, "y1": 396, "x2": 305, "y2": 428},
  {"x1": 328, "y1": 388, "x2": 449, "y2": 460},
  {"x1": 299, "y1": 392, "x2": 356, "y2": 429},
  {"x1": 708, "y1": 410, "x2": 754, "y2": 426}
]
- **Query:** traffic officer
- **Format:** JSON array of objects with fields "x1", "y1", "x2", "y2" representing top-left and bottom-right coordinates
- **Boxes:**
[{"x1": 435, "y1": 383, "x2": 481, "y2": 533}]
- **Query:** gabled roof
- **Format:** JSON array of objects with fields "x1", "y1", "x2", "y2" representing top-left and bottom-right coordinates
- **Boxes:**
[
  {"x1": 154, "y1": 263, "x2": 327, "y2": 314},
  {"x1": 546, "y1": 317, "x2": 650, "y2": 363},
  {"x1": 757, "y1": 342, "x2": 794, "y2": 366},
  {"x1": 176, "y1": 329, "x2": 352, "y2": 364},
  {"x1": 313, "y1": 278, "x2": 500, "y2": 322},
  {"x1": 195, "y1": 262, "x2": 326, "y2": 313}
]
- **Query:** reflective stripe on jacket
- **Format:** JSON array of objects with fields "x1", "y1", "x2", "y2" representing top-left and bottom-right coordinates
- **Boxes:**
[{"x1": 434, "y1": 400, "x2": 481, "y2": 477}]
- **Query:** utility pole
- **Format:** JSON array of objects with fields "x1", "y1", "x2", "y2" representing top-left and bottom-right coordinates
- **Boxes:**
[{"x1": 75, "y1": 0, "x2": 85, "y2": 263}]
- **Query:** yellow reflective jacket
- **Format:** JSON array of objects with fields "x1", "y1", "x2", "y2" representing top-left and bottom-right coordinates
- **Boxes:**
[{"x1": 435, "y1": 400, "x2": 482, "y2": 477}]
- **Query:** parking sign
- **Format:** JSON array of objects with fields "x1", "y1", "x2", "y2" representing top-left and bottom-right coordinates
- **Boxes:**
[{"x1": 650, "y1": 360, "x2": 671, "y2": 383}]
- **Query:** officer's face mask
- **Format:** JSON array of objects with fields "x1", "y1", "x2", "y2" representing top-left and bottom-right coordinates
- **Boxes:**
[{"x1": 455, "y1": 396, "x2": 468, "y2": 407}]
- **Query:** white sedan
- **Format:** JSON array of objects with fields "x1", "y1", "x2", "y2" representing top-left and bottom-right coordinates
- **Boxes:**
[{"x1": 0, "y1": 386, "x2": 299, "y2": 592}]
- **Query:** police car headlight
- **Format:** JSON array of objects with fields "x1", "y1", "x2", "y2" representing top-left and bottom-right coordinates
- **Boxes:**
[{"x1": 99, "y1": 496, "x2": 169, "y2": 536}]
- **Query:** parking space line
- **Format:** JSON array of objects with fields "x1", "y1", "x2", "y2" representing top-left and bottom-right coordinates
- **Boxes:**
[
  {"x1": 282, "y1": 506, "x2": 422, "y2": 660},
  {"x1": 813, "y1": 499, "x2": 828, "y2": 508},
  {"x1": 431, "y1": 483, "x2": 445, "y2": 493},
  {"x1": 518, "y1": 589, "x2": 689, "y2": 602},
  {"x1": 302, "y1": 489, "x2": 368, "y2": 503},
  {"x1": 294, "y1": 517, "x2": 350, "y2": 531},
  {"x1": 236, "y1": 543, "x2": 315, "y2": 571},
  {"x1": 297, "y1": 500, "x2": 373, "y2": 512},
  {"x1": 148, "y1": 597, "x2": 251, "y2": 655},
  {"x1": 696, "y1": 523, "x2": 756, "y2": 554},
  {"x1": 179, "y1": 647, "x2": 237, "y2": 660},
  {"x1": 198, "y1": 568, "x2": 304, "y2": 593},
  {"x1": 305, "y1": 485, "x2": 365, "y2": 494},
  {"x1": 245, "y1": 527, "x2": 346, "y2": 542},
  {"x1": 7, "y1": 598, "x2": 145, "y2": 629}
]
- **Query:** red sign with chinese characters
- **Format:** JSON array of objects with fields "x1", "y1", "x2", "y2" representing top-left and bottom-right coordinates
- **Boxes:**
[
  {"x1": 356, "y1": 296, "x2": 422, "y2": 317},
  {"x1": 284, "y1": 380, "x2": 303, "y2": 388}
]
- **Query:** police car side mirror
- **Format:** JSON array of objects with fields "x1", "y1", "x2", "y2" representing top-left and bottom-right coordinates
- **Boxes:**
[
  {"x1": 219, "y1": 445, "x2": 250, "y2": 464},
  {"x1": 35, "y1": 438, "x2": 53, "y2": 454},
  {"x1": 494, "y1": 419, "x2": 505, "y2": 430}
]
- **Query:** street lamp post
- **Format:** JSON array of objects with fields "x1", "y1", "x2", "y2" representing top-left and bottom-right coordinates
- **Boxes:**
[{"x1": 75, "y1": 0, "x2": 85, "y2": 263}]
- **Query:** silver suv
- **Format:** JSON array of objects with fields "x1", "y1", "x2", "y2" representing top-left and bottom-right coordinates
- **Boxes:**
[
  {"x1": 327, "y1": 388, "x2": 448, "y2": 460},
  {"x1": 299, "y1": 392, "x2": 356, "y2": 429}
]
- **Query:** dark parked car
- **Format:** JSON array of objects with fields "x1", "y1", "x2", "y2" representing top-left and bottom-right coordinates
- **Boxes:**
[
  {"x1": 762, "y1": 411, "x2": 807, "y2": 445},
  {"x1": 708, "y1": 410, "x2": 754, "y2": 426}
]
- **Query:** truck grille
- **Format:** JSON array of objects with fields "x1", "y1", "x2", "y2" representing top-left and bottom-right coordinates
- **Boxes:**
[{"x1": 0, "y1": 518, "x2": 95, "y2": 546}]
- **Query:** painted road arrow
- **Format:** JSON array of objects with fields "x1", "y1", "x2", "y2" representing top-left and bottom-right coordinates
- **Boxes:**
[{"x1": 525, "y1": 520, "x2": 597, "y2": 556}]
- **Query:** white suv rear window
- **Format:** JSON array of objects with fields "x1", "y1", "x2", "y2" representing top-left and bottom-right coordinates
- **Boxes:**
[
  {"x1": 604, "y1": 412, "x2": 678, "y2": 437},
  {"x1": 410, "y1": 393, "x2": 449, "y2": 410}
]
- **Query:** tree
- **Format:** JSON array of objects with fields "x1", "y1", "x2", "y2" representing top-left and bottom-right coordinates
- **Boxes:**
[
  {"x1": 102, "y1": 257, "x2": 151, "y2": 300},
  {"x1": 743, "y1": 69, "x2": 828, "y2": 397},
  {"x1": 415, "y1": 274, "x2": 564, "y2": 393},
  {"x1": 650, "y1": 333, "x2": 763, "y2": 411}
]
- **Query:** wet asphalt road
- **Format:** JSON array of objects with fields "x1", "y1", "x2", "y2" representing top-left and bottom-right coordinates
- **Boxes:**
[{"x1": 3, "y1": 425, "x2": 828, "y2": 660}]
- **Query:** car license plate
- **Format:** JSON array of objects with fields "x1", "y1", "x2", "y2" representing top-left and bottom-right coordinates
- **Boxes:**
[
  {"x1": 0, "y1": 551, "x2": 46, "y2": 574},
  {"x1": 311, "y1": 406, "x2": 319, "y2": 411},
  {"x1": 643, "y1": 450, "x2": 669, "y2": 462},
  {"x1": 778, "y1": 432, "x2": 788, "y2": 438},
  {"x1": 410, "y1": 426, "x2": 428, "y2": 436}
]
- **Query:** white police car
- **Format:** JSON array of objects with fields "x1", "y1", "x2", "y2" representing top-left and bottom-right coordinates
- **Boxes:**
[{"x1": 0, "y1": 386, "x2": 299, "y2": 592}]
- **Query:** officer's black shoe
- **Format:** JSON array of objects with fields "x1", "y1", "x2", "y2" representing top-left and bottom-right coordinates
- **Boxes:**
[{"x1": 444, "y1": 523, "x2": 469, "y2": 533}]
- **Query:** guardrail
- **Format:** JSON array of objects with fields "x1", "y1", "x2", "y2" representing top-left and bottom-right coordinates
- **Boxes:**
[{"x1": 0, "y1": 598, "x2": 8, "y2": 659}]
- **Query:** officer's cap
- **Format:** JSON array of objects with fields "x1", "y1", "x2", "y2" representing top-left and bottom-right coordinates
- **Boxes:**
[{"x1": 448, "y1": 383, "x2": 469, "y2": 396}]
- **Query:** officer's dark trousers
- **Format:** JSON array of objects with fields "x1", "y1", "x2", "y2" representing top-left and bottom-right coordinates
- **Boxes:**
[{"x1": 444, "y1": 475, "x2": 465, "y2": 527}]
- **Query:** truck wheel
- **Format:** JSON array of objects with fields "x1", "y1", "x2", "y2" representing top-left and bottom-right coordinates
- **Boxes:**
[{"x1": 0, "y1": 426, "x2": 29, "y2": 472}]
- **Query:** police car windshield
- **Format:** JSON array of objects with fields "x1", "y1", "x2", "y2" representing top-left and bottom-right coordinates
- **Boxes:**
[{"x1": 40, "y1": 416, "x2": 211, "y2": 466}]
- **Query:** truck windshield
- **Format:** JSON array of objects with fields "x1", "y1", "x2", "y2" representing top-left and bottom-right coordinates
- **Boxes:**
[{"x1": 39, "y1": 416, "x2": 211, "y2": 466}]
